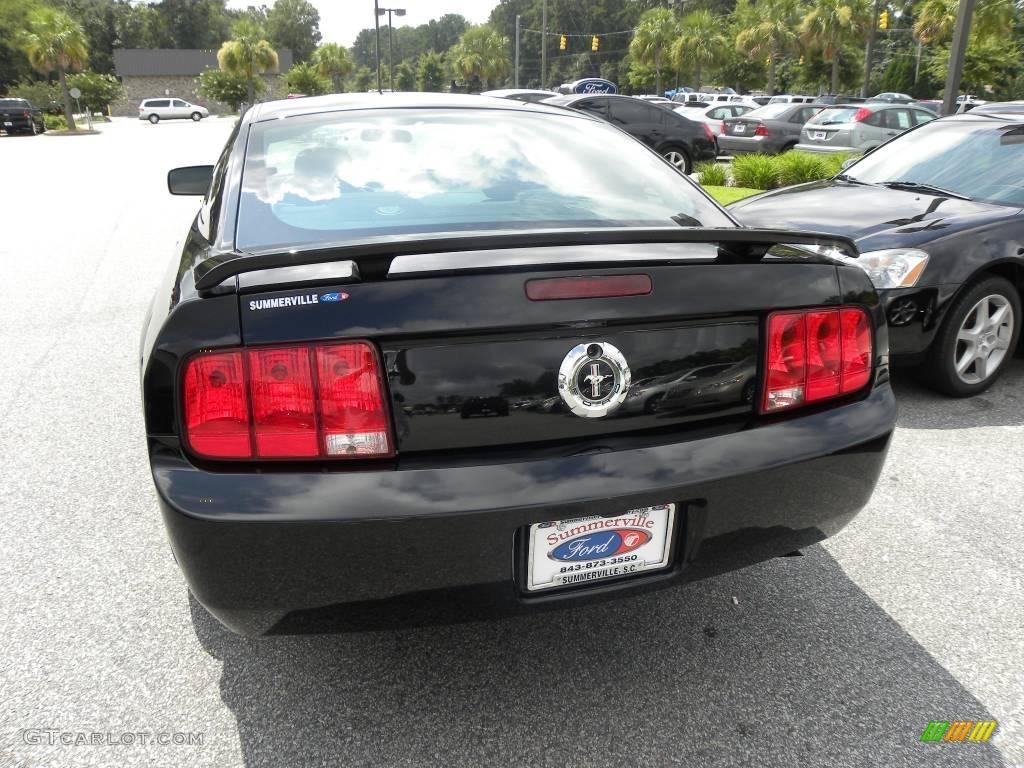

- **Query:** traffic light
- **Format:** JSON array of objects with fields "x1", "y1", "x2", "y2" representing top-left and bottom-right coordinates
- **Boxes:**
[
  {"x1": 799, "y1": 55, "x2": 805, "y2": 65},
  {"x1": 879, "y1": 9, "x2": 889, "y2": 29},
  {"x1": 559, "y1": 34, "x2": 567, "y2": 51},
  {"x1": 592, "y1": 35, "x2": 599, "y2": 52}
]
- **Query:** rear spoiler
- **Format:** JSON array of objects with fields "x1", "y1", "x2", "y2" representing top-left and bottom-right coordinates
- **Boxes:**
[{"x1": 193, "y1": 228, "x2": 858, "y2": 292}]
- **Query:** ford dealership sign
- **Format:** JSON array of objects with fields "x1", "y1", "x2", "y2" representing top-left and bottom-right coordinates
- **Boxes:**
[{"x1": 571, "y1": 78, "x2": 617, "y2": 94}]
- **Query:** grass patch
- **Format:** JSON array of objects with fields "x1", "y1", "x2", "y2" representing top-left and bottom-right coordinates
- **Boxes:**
[
  {"x1": 820, "y1": 151, "x2": 858, "y2": 176},
  {"x1": 775, "y1": 151, "x2": 829, "y2": 186},
  {"x1": 731, "y1": 154, "x2": 780, "y2": 190},
  {"x1": 703, "y1": 186, "x2": 762, "y2": 205},
  {"x1": 696, "y1": 161, "x2": 728, "y2": 186}
]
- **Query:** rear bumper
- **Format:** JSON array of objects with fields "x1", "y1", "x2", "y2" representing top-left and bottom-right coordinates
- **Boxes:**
[
  {"x1": 152, "y1": 384, "x2": 896, "y2": 635},
  {"x1": 718, "y1": 136, "x2": 780, "y2": 155},
  {"x1": 794, "y1": 142, "x2": 858, "y2": 154}
]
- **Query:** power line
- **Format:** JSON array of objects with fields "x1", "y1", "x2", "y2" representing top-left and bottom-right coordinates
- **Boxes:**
[{"x1": 520, "y1": 27, "x2": 636, "y2": 37}]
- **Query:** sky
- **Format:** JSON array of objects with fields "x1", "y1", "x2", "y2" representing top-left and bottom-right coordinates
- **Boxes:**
[{"x1": 227, "y1": 0, "x2": 496, "y2": 48}]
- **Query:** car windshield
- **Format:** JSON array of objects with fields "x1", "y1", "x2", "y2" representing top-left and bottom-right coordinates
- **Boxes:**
[
  {"x1": 808, "y1": 107, "x2": 861, "y2": 125},
  {"x1": 840, "y1": 120, "x2": 1024, "y2": 206},
  {"x1": 236, "y1": 108, "x2": 732, "y2": 251},
  {"x1": 746, "y1": 104, "x2": 793, "y2": 119}
]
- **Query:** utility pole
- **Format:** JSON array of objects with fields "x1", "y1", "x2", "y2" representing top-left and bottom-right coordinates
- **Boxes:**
[
  {"x1": 374, "y1": 0, "x2": 382, "y2": 93},
  {"x1": 942, "y1": 0, "x2": 976, "y2": 115},
  {"x1": 515, "y1": 15, "x2": 521, "y2": 88},
  {"x1": 862, "y1": 0, "x2": 880, "y2": 98},
  {"x1": 541, "y1": 0, "x2": 547, "y2": 88},
  {"x1": 914, "y1": 39, "x2": 922, "y2": 88}
]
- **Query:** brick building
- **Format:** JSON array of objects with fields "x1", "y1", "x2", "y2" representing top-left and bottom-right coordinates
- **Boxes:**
[{"x1": 111, "y1": 48, "x2": 293, "y2": 116}]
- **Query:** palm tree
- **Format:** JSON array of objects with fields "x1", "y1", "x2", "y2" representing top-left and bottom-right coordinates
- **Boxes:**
[
  {"x1": 630, "y1": 8, "x2": 680, "y2": 95},
  {"x1": 913, "y1": 0, "x2": 1013, "y2": 43},
  {"x1": 735, "y1": 0, "x2": 801, "y2": 95},
  {"x1": 19, "y1": 7, "x2": 88, "y2": 131},
  {"x1": 800, "y1": 0, "x2": 870, "y2": 94},
  {"x1": 217, "y1": 20, "x2": 279, "y2": 107},
  {"x1": 671, "y1": 10, "x2": 728, "y2": 91},
  {"x1": 449, "y1": 25, "x2": 510, "y2": 92},
  {"x1": 312, "y1": 43, "x2": 353, "y2": 93}
]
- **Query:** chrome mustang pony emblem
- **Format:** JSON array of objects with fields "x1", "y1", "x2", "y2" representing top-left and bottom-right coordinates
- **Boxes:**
[{"x1": 557, "y1": 342, "x2": 631, "y2": 418}]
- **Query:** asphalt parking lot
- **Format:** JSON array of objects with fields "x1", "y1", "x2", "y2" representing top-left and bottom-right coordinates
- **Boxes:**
[{"x1": 0, "y1": 117, "x2": 1021, "y2": 768}]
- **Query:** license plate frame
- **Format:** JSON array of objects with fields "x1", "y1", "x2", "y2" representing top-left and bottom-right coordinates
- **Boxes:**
[
  {"x1": 733, "y1": 123, "x2": 746, "y2": 134},
  {"x1": 523, "y1": 504, "x2": 676, "y2": 592},
  {"x1": 811, "y1": 130, "x2": 827, "y2": 141},
  {"x1": 3, "y1": 121, "x2": 12, "y2": 127}
]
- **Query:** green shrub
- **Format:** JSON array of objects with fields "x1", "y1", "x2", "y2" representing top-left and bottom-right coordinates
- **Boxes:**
[
  {"x1": 66, "y1": 72, "x2": 125, "y2": 112},
  {"x1": 775, "y1": 151, "x2": 829, "y2": 186},
  {"x1": 731, "y1": 154, "x2": 780, "y2": 190},
  {"x1": 43, "y1": 114, "x2": 67, "y2": 130},
  {"x1": 11, "y1": 80, "x2": 61, "y2": 113},
  {"x1": 697, "y1": 161, "x2": 728, "y2": 186},
  {"x1": 821, "y1": 151, "x2": 858, "y2": 177}
]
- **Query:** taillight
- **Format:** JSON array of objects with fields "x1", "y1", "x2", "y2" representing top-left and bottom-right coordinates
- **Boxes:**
[
  {"x1": 23, "y1": 110, "x2": 30, "y2": 118},
  {"x1": 754, "y1": 125, "x2": 769, "y2": 137},
  {"x1": 525, "y1": 274, "x2": 652, "y2": 300},
  {"x1": 720, "y1": 122, "x2": 727, "y2": 135},
  {"x1": 852, "y1": 107, "x2": 872, "y2": 122},
  {"x1": 702, "y1": 123, "x2": 716, "y2": 142},
  {"x1": 182, "y1": 341, "x2": 393, "y2": 460},
  {"x1": 762, "y1": 307, "x2": 872, "y2": 413}
]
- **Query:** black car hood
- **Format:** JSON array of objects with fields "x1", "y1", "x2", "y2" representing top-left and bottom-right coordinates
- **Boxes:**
[{"x1": 729, "y1": 180, "x2": 1020, "y2": 249}]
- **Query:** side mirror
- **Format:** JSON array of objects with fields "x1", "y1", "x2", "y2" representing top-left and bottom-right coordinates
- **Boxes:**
[{"x1": 167, "y1": 165, "x2": 214, "y2": 196}]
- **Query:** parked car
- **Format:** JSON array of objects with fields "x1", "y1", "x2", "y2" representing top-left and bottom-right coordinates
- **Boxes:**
[
  {"x1": 544, "y1": 93, "x2": 717, "y2": 172},
  {"x1": 671, "y1": 92, "x2": 706, "y2": 105},
  {"x1": 144, "y1": 92, "x2": 894, "y2": 635},
  {"x1": 767, "y1": 94, "x2": 816, "y2": 104},
  {"x1": 731, "y1": 111, "x2": 1024, "y2": 396},
  {"x1": 635, "y1": 95, "x2": 673, "y2": 104},
  {"x1": 868, "y1": 92, "x2": 915, "y2": 104},
  {"x1": 675, "y1": 102, "x2": 755, "y2": 137},
  {"x1": 481, "y1": 88, "x2": 555, "y2": 104},
  {"x1": 796, "y1": 102, "x2": 937, "y2": 153},
  {"x1": 969, "y1": 100, "x2": 1024, "y2": 115},
  {"x1": 719, "y1": 102, "x2": 824, "y2": 155},
  {"x1": 0, "y1": 98, "x2": 45, "y2": 135},
  {"x1": 813, "y1": 94, "x2": 866, "y2": 105},
  {"x1": 138, "y1": 97, "x2": 209, "y2": 123},
  {"x1": 912, "y1": 99, "x2": 944, "y2": 115}
]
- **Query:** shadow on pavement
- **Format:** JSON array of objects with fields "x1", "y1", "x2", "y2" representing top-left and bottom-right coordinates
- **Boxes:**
[
  {"x1": 890, "y1": 358, "x2": 1024, "y2": 430},
  {"x1": 191, "y1": 546, "x2": 1008, "y2": 767}
]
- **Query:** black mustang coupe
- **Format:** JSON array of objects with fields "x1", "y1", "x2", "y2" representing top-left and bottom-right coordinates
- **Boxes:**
[
  {"x1": 731, "y1": 110, "x2": 1024, "y2": 396},
  {"x1": 141, "y1": 94, "x2": 895, "y2": 635}
]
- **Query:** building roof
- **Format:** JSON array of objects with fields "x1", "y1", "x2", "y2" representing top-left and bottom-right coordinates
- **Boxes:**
[{"x1": 114, "y1": 48, "x2": 292, "y2": 77}]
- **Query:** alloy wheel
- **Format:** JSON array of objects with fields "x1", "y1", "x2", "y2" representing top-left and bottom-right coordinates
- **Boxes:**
[
  {"x1": 663, "y1": 150, "x2": 689, "y2": 173},
  {"x1": 954, "y1": 294, "x2": 1014, "y2": 384}
]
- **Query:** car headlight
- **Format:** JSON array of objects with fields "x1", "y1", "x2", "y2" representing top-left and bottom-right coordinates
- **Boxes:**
[{"x1": 856, "y1": 248, "x2": 929, "y2": 289}]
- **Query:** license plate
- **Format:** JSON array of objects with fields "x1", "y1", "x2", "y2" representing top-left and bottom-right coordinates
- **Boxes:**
[
  {"x1": 525, "y1": 504, "x2": 675, "y2": 592},
  {"x1": 811, "y1": 130, "x2": 827, "y2": 140},
  {"x1": 3, "y1": 122, "x2": 11, "y2": 126},
  {"x1": 733, "y1": 124, "x2": 745, "y2": 133}
]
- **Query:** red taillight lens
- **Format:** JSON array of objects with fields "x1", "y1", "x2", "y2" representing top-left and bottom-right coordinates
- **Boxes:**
[
  {"x1": 720, "y1": 122, "x2": 727, "y2": 135},
  {"x1": 852, "y1": 107, "x2": 872, "y2": 122},
  {"x1": 248, "y1": 347, "x2": 318, "y2": 457},
  {"x1": 754, "y1": 125, "x2": 770, "y2": 137},
  {"x1": 182, "y1": 341, "x2": 392, "y2": 460},
  {"x1": 762, "y1": 307, "x2": 872, "y2": 413},
  {"x1": 316, "y1": 343, "x2": 392, "y2": 457},
  {"x1": 23, "y1": 110, "x2": 30, "y2": 118},
  {"x1": 703, "y1": 123, "x2": 716, "y2": 142},
  {"x1": 182, "y1": 352, "x2": 252, "y2": 458}
]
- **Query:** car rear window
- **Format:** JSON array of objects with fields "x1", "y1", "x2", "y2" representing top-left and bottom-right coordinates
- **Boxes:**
[
  {"x1": 0, "y1": 99, "x2": 29, "y2": 108},
  {"x1": 746, "y1": 104, "x2": 792, "y2": 119},
  {"x1": 808, "y1": 107, "x2": 861, "y2": 125},
  {"x1": 236, "y1": 108, "x2": 732, "y2": 251}
]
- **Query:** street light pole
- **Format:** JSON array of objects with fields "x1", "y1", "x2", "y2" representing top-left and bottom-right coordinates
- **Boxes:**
[
  {"x1": 515, "y1": 14, "x2": 521, "y2": 88},
  {"x1": 374, "y1": 0, "x2": 382, "y2": 93},
  {"x1": 388, "y1": 9, "x2": 395, "y2": 91},
  {"x1": 377, "y1": 6, "x2": 406, "y2": 92},
  {"x1": 541, "y1": 0, "x2": 547, "y2": 88},
  {"x1": 942, "y1": 0, "x2": 976, "y2": 115}
]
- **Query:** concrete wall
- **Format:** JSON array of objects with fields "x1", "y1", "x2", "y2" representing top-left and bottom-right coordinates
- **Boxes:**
[{"x1": 110, "y1": 73, "x2": 286, "y2": 117}]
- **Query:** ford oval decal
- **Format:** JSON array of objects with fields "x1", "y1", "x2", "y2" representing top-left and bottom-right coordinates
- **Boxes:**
[
  {"x1": 548, "y1": 528, "x2": 651, "y2": 561},
  {"x1": 320, "y1": 292, "x2": 350, "y2": 303},
  {"x1": 571, "y1": 78, "x2": 617, "y2": 94}
]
